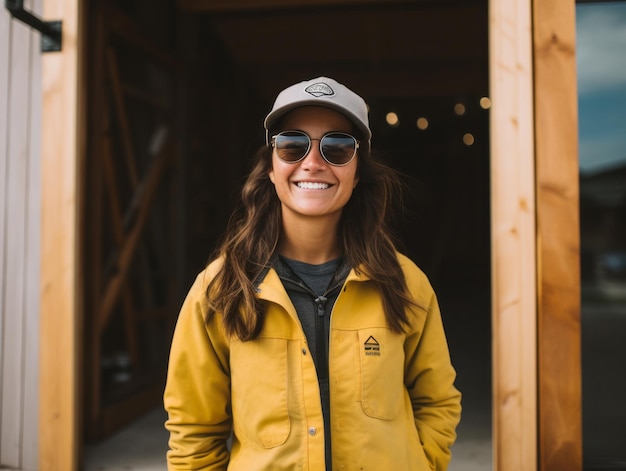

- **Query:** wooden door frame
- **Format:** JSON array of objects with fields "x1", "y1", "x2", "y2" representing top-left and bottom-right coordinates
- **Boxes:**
[
  {"x1": 40, "y1": 0, "x2": 84, "y2": 469},
  {"x1": 38, "y1": 0, "x2": 582, "y2": 469},
  {"x1": 533, "y1": 0, "x2": 582, "y2": 468},
  {"x1": 490, "y1": 0, "x2": 582, "y2": 469},
  {"x1": 489, "y1": 0, "x2": 538, "y2": 468}
]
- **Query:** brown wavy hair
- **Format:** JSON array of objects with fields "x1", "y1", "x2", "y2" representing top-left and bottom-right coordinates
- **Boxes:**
[{"x1": 205, "y1": 139, "x2": 417, "y2": 341}]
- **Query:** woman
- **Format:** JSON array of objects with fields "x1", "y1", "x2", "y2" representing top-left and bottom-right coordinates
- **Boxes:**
[{"x1": 164, "y1": 77, "x2": 461, "y2": 470}]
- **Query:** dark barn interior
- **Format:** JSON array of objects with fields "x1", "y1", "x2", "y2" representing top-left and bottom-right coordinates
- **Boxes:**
[{"x1": 81, "y1": 0, "x2": 491, "y2": 455}]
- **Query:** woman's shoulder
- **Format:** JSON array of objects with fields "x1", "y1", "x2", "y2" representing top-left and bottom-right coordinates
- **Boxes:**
[
  {"x1": 187, "y1": 257, "x2": 225, "y2": 295},
  {"x1": 395, "y1": 252, "x2": 429, "y2": 282},
  {"x1": 395, "y1": 251, "x2": 436, "y2": 303}
]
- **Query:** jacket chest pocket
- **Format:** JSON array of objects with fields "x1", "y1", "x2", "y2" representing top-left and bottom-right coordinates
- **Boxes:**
[
  {"x1": 357, "y1": 328, "x2": 405, "y2": 420},
  {"x1": 230, "y1": 338, "x2": 291, "y2": 448}
]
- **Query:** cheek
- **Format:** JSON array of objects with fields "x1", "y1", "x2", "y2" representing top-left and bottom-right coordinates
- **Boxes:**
[
  {"x1": 269, "y1": 157, "x2": 296, "y2": 187},
  {"x1": 349, "y1": 159, "x2": 359, "y2": 188},
  {"x1": 345, "y1": 165, "x2": 359, "y2": 189},
  {"x1": 268, "y1": 156, "x2": 278, "y2": 184}
]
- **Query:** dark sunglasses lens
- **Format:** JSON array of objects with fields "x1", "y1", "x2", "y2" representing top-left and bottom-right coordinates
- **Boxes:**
[
  {"x1": 321, "y1": 133, "x2": 357, "y2": 165},
  {"x1": 275, "y1": 132, "x2": 310, "y2": 162}
]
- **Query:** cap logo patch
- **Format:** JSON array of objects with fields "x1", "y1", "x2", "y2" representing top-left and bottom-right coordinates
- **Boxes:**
[{"x1": 305, "y1": 82, "x2": 335, "y2": 98}]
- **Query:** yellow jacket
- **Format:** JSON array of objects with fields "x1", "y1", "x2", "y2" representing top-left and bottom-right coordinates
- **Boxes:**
[{"x1": 164, "y1": 253, "x2": 461, "y2": 470}]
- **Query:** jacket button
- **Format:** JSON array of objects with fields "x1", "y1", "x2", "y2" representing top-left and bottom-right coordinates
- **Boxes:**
[
  {"x1": 308, "y1": 426, "x2": 316, "y2": 436},
  {"x1": 302, "y1": 348, "x2": 307, "y2": 355}
]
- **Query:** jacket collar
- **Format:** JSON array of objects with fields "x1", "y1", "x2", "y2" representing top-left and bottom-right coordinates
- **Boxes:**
[{"x1": 254, "y1": 253, "x2": 370, "y2": 300}]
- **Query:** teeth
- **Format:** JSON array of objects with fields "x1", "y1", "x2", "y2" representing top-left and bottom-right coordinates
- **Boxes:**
[{"x1": 297, "y1": 182, "x2": 329, "y2": 190}]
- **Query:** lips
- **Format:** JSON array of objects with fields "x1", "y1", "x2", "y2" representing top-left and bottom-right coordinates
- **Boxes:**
[{"x1": 296, "y1": 182, "x2": 330, "y2": 190}]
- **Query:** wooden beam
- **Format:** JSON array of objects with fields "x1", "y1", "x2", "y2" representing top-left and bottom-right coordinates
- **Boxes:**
[
  {"x1": 100, "y1": 129, "x2": 141, "y2": 368},
  {"x1": 96, "y1": 135, "x2": 174, "y2": 333},
  {"x1": 489, "y1": 0, "x2": 537, "y2": 469},
  {"x1": 40, "y1": 0, "x2": 83, "y2": 469},
  {"x1": 106, "y1": 46, "x2": 139, "y2": 187},
  {"x1": 178, "y1": 0, "x2": 416, "y2": 12},
  {"x1": 533, "y1": 0, "x2": 582, "y2": 469},
  {"x1": 84, "y1": 1, "x2": 107, "y2": 441}
]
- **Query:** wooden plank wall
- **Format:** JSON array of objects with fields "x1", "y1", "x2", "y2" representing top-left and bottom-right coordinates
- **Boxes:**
[
  {"x1": 489, "y1": 0, "x2": 538, "y2": 469},
  {"x1": 0, "y1": 0, "x2": 42, "y2": 470}
]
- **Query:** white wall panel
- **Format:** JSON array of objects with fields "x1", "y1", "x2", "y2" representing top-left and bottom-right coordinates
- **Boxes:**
[{"x1": 0, "y1": 0, "x2": 41, "y2": 469}]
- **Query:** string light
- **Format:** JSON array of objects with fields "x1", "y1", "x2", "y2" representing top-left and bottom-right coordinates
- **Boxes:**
[
  {"x1": 416, "y1": 117, "x2": 429, "y2": 130},
  {"x1": 454, "y1": 103, "x2": 466, "y2": 116},
  {"x1": 480, "y1": 97, "x2": 491, "y2": 110},
  {"x1": 463, "y1": 133, "x2": 475, "y2": 146},
  {"x1": 386, "y1": 112, "x2": 400, "y2": 127}
]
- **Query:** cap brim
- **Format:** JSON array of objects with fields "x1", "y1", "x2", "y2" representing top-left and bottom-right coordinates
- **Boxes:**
[{"x1": 264, "y1": 100, "x2": 372, "y2": 143}]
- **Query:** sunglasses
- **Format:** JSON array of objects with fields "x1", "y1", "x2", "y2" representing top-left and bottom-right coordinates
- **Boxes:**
[{"x1": 271, "y1": 130, "x2": 359, "y2": 166}]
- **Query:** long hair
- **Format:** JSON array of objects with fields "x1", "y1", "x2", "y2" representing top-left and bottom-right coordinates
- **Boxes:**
[{"x1": 206, "y1": 139, "x2": 416, "y2": 340}]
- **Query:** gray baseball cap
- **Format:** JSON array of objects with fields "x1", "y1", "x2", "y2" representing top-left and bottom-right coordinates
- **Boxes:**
[{"x1": 264, "y1": 77, "x2": 372, "y2": 153}]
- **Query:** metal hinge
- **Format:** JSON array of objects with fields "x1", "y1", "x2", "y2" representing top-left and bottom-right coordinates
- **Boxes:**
[{"x1": 5, "y1": 0, "x2": 62, "y2": 52}]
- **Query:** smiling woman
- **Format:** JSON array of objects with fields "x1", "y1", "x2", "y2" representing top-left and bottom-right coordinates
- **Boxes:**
[{"x1": 163, "y1": 77, "x2": 462, "y2": 471}]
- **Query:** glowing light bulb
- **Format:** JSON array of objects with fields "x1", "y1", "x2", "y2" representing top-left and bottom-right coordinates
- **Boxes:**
[{"x1": 386, "y1": 112, "x2": 399, "y2": 127}]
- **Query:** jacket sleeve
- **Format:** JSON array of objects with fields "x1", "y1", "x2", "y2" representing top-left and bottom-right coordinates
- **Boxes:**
[
  {"x1": 404, "y1": 289, "x2": 462, "y2": 471},
  {"x1": 164, "y1": 272, "x2": 232, "y2": 470}
]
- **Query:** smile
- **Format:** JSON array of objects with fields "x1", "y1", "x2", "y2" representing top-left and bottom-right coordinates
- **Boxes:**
[{"x1": 296, "y1": 182, "x2": 330, "y2": 190}]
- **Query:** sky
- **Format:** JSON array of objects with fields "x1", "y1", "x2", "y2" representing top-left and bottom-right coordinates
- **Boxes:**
[{"x1": 576, "y1": 1, "x2": 626, "y2": 174}]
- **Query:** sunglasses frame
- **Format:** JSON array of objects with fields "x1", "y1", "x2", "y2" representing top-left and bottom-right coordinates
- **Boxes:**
[{"x1": 270, "y1": 130, "x2": 359, "y2": 167}]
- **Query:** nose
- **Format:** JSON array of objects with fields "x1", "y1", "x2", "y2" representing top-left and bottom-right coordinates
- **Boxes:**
[{"x1": 301, "y1": 138, "x2": 327, "y2": 170}]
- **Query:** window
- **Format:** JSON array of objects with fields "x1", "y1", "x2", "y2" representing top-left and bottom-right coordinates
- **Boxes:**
[{"x1": 577, "y1": 2, "x2": 626, "y2": 468}]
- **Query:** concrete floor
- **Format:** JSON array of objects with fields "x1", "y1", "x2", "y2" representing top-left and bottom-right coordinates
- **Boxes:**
[
  {"x1": 84, "y1": 408, "x2": 169, "y2": 471},
  {"x1": 83, "y1": 405, "x2": 492, "y2": 470}
]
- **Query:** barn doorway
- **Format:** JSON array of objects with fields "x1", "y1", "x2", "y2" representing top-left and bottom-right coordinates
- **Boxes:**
[{"x1": 81, "y1": 0, "x2": 491, "y2": 466}]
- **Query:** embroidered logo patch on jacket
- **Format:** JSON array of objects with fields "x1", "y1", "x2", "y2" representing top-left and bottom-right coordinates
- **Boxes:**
[{"x1": 364, "y1": 336, "x2": 380, "y2": 356}]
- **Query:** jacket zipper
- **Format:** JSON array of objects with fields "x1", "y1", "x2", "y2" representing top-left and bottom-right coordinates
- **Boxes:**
[{"x1": 314, "y1": 295, "x2": 329, "y2": 381}]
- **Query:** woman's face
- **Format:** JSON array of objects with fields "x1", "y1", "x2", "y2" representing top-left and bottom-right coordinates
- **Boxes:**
[{"x1": 269, "y1": 106, "x2": 360, "y2": 225}]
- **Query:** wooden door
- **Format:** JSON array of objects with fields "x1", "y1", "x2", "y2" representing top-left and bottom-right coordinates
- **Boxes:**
[
  {"x1": 39, "y1": 0, "x2": 183, "y2": 466},
  {"x1": 82, "y1": 0, "x2": 182, "y2": 441}
]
